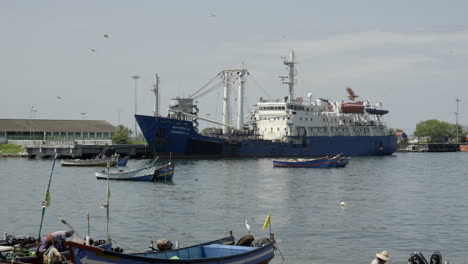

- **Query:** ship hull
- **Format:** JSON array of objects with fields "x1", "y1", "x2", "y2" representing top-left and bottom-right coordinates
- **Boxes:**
[{"x1": 136, "y1": 115, "x2": 397, "y2": 158}]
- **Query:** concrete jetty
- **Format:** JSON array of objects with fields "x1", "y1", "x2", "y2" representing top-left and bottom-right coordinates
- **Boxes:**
[{"x1": 25, "y1": 144, "x2": 153, "y2": 159}]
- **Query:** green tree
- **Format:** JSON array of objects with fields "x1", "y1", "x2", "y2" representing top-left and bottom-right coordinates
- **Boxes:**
[
  {"x1": 112, "y1": 125, "x2": 132, "y2": 144},
  {"x1": 413, "y1": 119, "x2": 456, "y2": 143}
]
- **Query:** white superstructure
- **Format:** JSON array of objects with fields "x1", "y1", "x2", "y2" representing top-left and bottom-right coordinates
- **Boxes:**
[{"x1": 250, "y1": 51, "x2": 389, "y2": 141}]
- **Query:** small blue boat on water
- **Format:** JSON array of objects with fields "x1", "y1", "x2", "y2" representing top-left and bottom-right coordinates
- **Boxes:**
[
  {"x1": 66, "y1": 234, "x2": 275, "y2": 264},
  {"x1": 273, "y1": 154, "x2": 350, "y2": 168}
]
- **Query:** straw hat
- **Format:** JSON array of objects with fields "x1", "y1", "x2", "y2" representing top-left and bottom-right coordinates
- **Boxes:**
[{"x1": 376, "y1": 251, "x2": 390, "y2": 261}]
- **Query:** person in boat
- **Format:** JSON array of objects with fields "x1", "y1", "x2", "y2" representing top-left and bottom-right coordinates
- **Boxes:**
[
  {"x1": 50, "y1": 230, "x2": 74, "y2": 252},
  {"x1": 38, "y1": 230, "x2": 73, "y2": 253},
  {"x1": 371, "y1": 250, "x2": 390, "y2": 264},
  {"x1": 12, "y1": 235, "x2": 30, "y2": 258},
  {"x1": 42, "y1": 239, "x2": 64, "y2": 264}
]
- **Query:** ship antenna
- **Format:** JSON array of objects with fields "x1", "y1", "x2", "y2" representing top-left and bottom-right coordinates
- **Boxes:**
[
  {"x1": 152, "y1": 74, "x2": 160, "y2": 117},
  {"x1": 281, "y1": 50, "x2": 296, "y2": 103}
]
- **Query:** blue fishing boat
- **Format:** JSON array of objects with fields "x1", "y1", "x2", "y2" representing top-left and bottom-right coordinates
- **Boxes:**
[
  {"x1": 66, "y1": 235, "x2": 275, "y2": 264},
  {"x1": 335, "y1": 156, "x2": 351, "y2": 167}
]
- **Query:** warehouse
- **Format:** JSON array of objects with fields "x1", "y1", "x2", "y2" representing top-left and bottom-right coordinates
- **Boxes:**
[{"x1": 0, "y1": 119, "x2": 116, "y2": 145}]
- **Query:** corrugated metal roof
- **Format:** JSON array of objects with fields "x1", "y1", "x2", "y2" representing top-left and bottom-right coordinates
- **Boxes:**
[{"x1": 0, "y1": 119, "x2": 117, "y2": 133}]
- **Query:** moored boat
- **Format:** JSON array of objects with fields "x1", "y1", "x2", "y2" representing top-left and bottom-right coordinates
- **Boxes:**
[
  {"x1": 61, "y1": 156, "x2": 117, "y2": 167},
  {"x1": 66, "y1": 234, "x2": 275, "y2": 264},
  {"x1": 273, "y1": 154, "x2": 350, "y2": 168},
  {"x1": 273, "y1": 157, "x2": 331, "y2": 168},
  {"x1": 95, "y1": 163, "x2": 174, "y2": 181},
  {"x1": 136, "y1": 51, "x2": 397, "y2": 159}
]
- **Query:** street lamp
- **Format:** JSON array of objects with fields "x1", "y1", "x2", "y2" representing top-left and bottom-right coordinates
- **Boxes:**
[
  {"x1": 132, "y1": 74, "x2": 141, "y2": 138},
  {"x1": 29, "y1": 106, "x2": 37, "y2": 143},
  {"x1": 455, "y1": 98, "x2": 460, "y2": 143},
  {"x1": 81, "y1": 113, "x2": 86, "y2": 140}
]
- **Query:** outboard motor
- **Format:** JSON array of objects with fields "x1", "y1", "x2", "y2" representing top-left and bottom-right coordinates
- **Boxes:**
[
  {"x1": 430, "y1": 252, "x2": 442, "y2": 264},
  {"x1": 409, "y1": 252, "x2": 428, "y2": 264}
]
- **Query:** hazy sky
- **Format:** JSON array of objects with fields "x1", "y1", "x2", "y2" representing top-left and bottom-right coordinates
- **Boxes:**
[{"x1": 1, "y1": 1, "x2": 467, "y2": 135}]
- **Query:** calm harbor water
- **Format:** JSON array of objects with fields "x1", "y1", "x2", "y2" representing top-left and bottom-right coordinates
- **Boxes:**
[{"x1": 1, "y1": 152, "x2": 467, "y2": 264}]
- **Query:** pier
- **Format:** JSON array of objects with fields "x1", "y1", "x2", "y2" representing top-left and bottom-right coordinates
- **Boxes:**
[
  {"x1": 25, "y1": 143, "x2": 153, "y2": 159},
  {"x1": 398, "y1": 143, "x2": 461, "y2": 152}
]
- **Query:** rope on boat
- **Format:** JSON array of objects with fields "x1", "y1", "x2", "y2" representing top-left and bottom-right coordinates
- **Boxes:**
[{"x1": 275, "y1": 242, "x2": 285, "y2": 264}]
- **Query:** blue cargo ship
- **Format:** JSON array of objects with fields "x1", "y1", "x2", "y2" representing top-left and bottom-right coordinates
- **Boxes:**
[{"x1": 136, "y1": 51, "x2": 397, "y2": 158}]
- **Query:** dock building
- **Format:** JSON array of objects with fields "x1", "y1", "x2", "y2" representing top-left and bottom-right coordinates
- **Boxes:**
[{"x1": 0, "y1": 119, "x2": 116, "y2": 146}]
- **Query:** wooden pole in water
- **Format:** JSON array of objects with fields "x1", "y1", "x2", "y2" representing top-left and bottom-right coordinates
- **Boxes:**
[
  {"x1": 106, "y1": 162, "x2": 111, "y2": 243},
  {"x1": 38, "y1": 154, "x2": 58, "y2": 239}
]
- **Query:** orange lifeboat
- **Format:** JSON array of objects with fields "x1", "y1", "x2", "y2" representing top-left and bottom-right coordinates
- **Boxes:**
[{"x1": 341, "y1": 101, "x2": 364, "y2": 114}]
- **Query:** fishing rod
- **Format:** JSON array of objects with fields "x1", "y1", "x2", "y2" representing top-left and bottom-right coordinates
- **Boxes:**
[{"x1": 38, "y1": 154, "x2": 58, "y2": 240}]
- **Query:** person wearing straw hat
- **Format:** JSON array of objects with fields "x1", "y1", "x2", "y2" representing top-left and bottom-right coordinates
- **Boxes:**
[{"x1": 371, "y1": 250, "x2": 390, "y2": 264}]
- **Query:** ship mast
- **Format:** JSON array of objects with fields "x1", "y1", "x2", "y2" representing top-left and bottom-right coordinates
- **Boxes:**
[
  {"x1": 237, "y1": 69, "x2": 247, "y2": 130},
  {"x1": 152, "y1": 74, "x2": 160, "y2": 117},
  {"x1": 222, "y1": 71, "x2": 231, "y2": 134},
  {"x1": 281, "y1": 50, "x2": 296, "y2": 103}
]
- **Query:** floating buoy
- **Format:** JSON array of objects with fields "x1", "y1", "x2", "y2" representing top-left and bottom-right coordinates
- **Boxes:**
[{"x1": 340, "y1": 202, "x2": 347, "y2": 207}]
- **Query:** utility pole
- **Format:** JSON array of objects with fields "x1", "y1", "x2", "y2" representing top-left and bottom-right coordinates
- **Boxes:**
[
  {"x1": 132, "y1": 74, "x2": 141, "y2": 138},
  {"x1": 455, "y1": 98, "x2": 460, "y2": 143}
]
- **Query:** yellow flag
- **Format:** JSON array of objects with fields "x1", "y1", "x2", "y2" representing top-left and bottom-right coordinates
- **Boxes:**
[
  {"x1": 44, "y1": 191, "x2": 51, "y2": 207},
  {"x1": 262, "y1": 212, "x2": 271, "y2": 230}
]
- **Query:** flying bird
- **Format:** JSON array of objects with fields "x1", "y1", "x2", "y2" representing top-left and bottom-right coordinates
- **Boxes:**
[
  {"x1": 244, "y1": 219, "x2": 251, "y2": 233},
  {"x1": 90, "y1": 48, "x2": 96, "y2": 52},
  {"x1": 57, "y1": 96, "x2": 61, "y2": 99},
  {"x1": 209, "y1": 13, "x2": 216, "y2": 17},
  {"x1": 346, "y1": 87, "x2": 358, "y2": 101},
  {"x1": 104, "y1": 34, "x2": 109, "y2": 38}
]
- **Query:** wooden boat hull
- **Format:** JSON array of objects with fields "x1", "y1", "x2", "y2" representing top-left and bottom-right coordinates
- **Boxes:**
[
  {"x1": 61, "y1": 157, "x2": 117, "y2": 167},
  {"x1": 154, "y1": 163, "x2": 175, "y2": 181},
  {"x1": 67, "y1": 236, "x2": 275, "y2": 264},
  {"x1": 95, "y1": 163, "x2": 175, "y2": 181},
  {"x1": 273, "y1": 157, "x2": 331, "y2": 168},
  {"x1": 273, "y1": 155, "x2": 350, "y2": 168}
]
